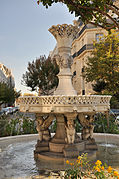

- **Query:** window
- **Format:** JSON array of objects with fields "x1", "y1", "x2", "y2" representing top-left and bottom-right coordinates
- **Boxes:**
[
  {"x1": 96, "y1": 33, "x2": 103, "y2": 42},
  {"x1": 82, "y1": 90, "x2": 85, "y2": 95}
]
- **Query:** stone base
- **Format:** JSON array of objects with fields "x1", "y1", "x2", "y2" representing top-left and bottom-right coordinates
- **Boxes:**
[
  {"x1": 34, "y1": 149, "x2": 97, "y2": 163},
  {"x1": 35, "y1": 140, "x2": 49, "y2": 153},
  {"x1": 37, "y1": 151, "x2": 64, "y2": 162},
  {"x1": 49, "y1": 142, "x2": 65, "y2": 153},
  {"x1": 85, "y1": 139, "x2": 98, "y2": 150},
  {"x1": 34, "y1": 139, "x2": 98, "y2": 162},
  {"x1": 63, "y1": 144, "x2": 79, "y2": 158},
  {"x1": 63, "y1": 141, "x2": 85, "y2": 158}
]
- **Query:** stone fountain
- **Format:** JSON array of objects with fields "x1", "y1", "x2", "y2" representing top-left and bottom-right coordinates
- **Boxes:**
[{"x1": 19, "y1": 24, "x2": 111, "y2": 162}]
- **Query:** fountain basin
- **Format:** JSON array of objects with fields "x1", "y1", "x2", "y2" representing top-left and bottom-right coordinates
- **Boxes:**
[
  {"x1": 18, "y1": 23, "x2": 111, "y2": 163},
  {"x1": 0, "y1": 133, "x2": 119, "y2": 154},
  {"x1": 0, "y1": 133, "x2": 119, "y2": 179},
  {"x1": 19, "y1": 95, "x2": 111, "y2": 113},
  {"x1": 18, "y1": 95, "x2": 111, "y2": 162}
]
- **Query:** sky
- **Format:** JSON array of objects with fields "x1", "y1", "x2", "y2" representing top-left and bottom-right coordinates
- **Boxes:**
[{"x1": 0, "y1": 0, "x2": 76, "y2": 94}]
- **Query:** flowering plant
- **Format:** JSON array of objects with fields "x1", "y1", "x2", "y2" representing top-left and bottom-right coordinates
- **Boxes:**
[{"x1": 64, "y1": 153, "x2": 119, "y2": 179}]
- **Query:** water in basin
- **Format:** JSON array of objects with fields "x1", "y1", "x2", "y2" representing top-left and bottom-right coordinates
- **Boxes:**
[{"x1": 0, "y1": 139, "x2": 119, "y2": 179}]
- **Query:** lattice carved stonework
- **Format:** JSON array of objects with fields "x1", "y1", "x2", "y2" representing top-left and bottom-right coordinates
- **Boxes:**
[
  {"x1": 49, "y1": 24, "x2": 79, "y2": 40},
  {"x1": 19, "y1": 95, "x2": 111, "y2": 106}
]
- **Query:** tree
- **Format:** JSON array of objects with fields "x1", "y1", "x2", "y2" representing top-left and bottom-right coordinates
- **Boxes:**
[
  {"x1": 92, "y1": 80, "x2": 107, "y2": 93},
  {"x1": 0, "y1": 83, "x2": 21, "y2": 106},
  {"x1": 37, "y1": 0, "x2": 119, "y2": 31},
  {"x1": 22, "y1": 56, "x2": 59, "y2": 95},
  {"x1": 85, "y1": 30, "x2": 119, "y2": 96}
]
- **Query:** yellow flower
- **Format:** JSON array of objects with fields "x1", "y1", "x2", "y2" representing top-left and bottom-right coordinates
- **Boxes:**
[
  {"x1": 95, "y1": 160, "x2": 102, "y2": 166},
  {"x1": 95, "y1": 166, "x2": 101, "y2": 172},
  {"x1": 113, "y1": 171, "x2": 118, "y2": 176},
  {"x1": 66, "y1": 160, "x2": 69, "y2": 164},
  {"x1": 101, "y1": 166, "x2": 104, "y2": 170},
  {"x1": 78, "y1": 160, "x2": 80, "y2": 164},
  {"x1": 78, "y1": 156, "x2": 81, "y2": 160},
  {"x1": 107, "y1": 166, "x2": 112, "y2": 173},
  {"x1": 70, "y1": 163, "x2": 74, "y2": 166},
  {"x1": 76, "y1": 159, "x2": 80, "y2": 164},
  {"x1": 111, "y1": 29, "x2": 116, "y2": 34}
]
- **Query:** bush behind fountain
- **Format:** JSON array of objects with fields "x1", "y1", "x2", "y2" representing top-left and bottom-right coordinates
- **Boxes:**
[
  {"x1": 0, "y1": 112, "x2": 37, "y2": 137},
  {"x1": 0, "y1": 112, "x2": 119, "y2": 138}
]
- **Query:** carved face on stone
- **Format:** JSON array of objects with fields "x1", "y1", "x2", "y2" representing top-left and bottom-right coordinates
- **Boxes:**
[{"x1": 62, "y1": 53, "x2": 69, "y2": 68}]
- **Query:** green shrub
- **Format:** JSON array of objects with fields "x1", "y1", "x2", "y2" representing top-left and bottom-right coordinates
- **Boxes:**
[
  {"x1": 49, "y1": 119, "x2": 57, "y2": 133},
  {"x1": 0, "y1": 112, "x2": 37, "y2": 137},
  {"x1": 94, "y1": 113, "x2": 119, "y2": 134}
]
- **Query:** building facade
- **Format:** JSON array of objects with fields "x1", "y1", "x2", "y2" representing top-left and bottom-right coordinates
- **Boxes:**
[
  {"x1": 49, "y1": 0, "x2": 119, "y2": 95},
  {"x1": 0, "y1": 63, "x2": 15, "y2": 88},
  {"x1": 71, "y1": 23, "x2": 107, "y2": 95},
  {"x1": 71, "y1": 0, "x2": 119, "y2": 95}
]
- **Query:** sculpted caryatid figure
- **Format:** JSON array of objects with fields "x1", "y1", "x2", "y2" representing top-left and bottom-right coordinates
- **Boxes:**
[
  {"x1": 78, "y1": 114, "x2": 94, "y2": 141},
  {"x1": 36, "y1": 114, "x2": 54, "y2": 142},
  {"x1": 81, "y1": 124, "x2": 94, "y2": 140},
  {"x1": 65, "y1": 120, "x2": 75, "y2": 144},
  {"x1": 36, "y1": 116, "x2": 44, "y2": 142}
]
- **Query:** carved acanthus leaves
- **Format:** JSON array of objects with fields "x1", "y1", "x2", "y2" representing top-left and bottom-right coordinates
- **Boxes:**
[{"x1": 49, "y1": 24, "x2": 79, "y2": 40}]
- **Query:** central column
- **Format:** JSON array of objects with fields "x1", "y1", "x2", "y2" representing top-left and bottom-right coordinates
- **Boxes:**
[
  {"x1": 49, "y1": 24, "x2": 79, "y2": 96},
  {"x1": 48, "y1": 24, "x2": 79, "y2": 153},
  {"x1": 49, "y1": 114, "x2": 66, "y2": 153}
]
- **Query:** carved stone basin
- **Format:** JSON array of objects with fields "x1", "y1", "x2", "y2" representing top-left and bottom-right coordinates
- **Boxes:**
[
  {"x1": 19, "y1": 95, "x2": 111, "y2": 114},
  {"x1": 19, "y1": 94, "x2": 111, "y2": 161}
]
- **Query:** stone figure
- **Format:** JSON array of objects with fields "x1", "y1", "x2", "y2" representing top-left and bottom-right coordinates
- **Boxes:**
[
  {"x1": 78, "y1": 114, "x2": 94, "y2": 141},
  {"x1": 36, "y1": 114, "x2": 54, "y2": 142},
  {"x1": 81, "y1": 124, "x2": 94, "y2": 140},
  {"x1": 65, "y1": 120, "x2": 75, "y2": 144},
  {"x1": 36, "y1": 116, "x2": 43, "y2": 141},
  {"x1": 54, "y1": 54, "x2": 73, "y2": 70}
]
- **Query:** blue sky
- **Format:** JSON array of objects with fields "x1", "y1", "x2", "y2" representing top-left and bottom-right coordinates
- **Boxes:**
[{"x1": 0, "y1": 0, "x2": 76, "y2": 94}]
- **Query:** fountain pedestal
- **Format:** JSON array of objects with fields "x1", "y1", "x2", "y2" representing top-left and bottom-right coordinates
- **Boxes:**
[
  {"x1": 19, "y1": 24, "x2": 111, "y2": 162},
  {"x1": 49, "y1": 24, "x2": 78, "y2": 96},
  {"x1": 49, "y1": 114, "x2": 66, "y2": 153}
]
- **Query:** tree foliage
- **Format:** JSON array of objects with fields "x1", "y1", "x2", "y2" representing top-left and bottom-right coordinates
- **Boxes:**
[
  {"x1": 37, "y1": 0, "x2": 119, "y2": 31},
  {"x1": 92, "y1": 80, "x2": 107, "y2": 93},
  {"x1": 0, "y1": 83, "x2": 21, "y2": 106},
  {"x1": 22, "y1": 56, "x2": 59, "y2": 95},
  {"x1": 85, "y1": 30, "x2": 119, "y2": 96}
]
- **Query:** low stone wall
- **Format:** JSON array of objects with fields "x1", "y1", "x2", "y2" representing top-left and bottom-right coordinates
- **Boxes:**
[
  {"x1": 0, "y1": 133, "x2": 119, "y2": 148},
  {"x1": 0, "y1": 134, "x2": 39, "y2": 149},
  {"x1": 0, "y1": 133, "x2": 119, "y2": 149},
  {"x1": 93, "y1": 133, "x2": 119, "y2": 145}
]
